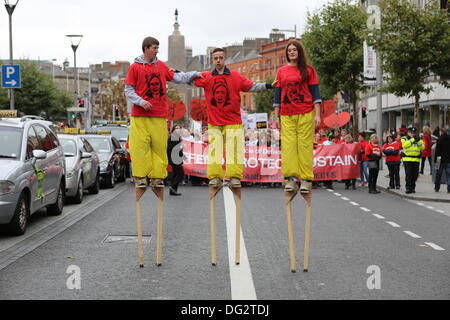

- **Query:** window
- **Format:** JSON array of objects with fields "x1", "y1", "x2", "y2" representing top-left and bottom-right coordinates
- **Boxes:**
[
  {"x1": 0, "y1": 127, "x2": 23, "y2": 160},
  {"x1": 26, "y1": 127, "x2": 39, "y2": 160},
  {"x1": 46, "y1": 129, "x2": 60, "y2": 149},
  {"x1": 33, "y1": 125, "x2": 56, "y2": 152}
]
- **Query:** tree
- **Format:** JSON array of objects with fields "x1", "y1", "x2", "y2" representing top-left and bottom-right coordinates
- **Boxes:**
[
  {"x1": 302, "y1": 0, "x2": 367, "y2": 138},
  {"x1": 366, "y1": 0, "x2": 450, "y2": 127},
  {"x1": 254, "y1": 76, "x2": 275, "y2": 114},
  {"x1": 0, "y1": 60, "x2": 73, "y2": 119},
  {"x1": 100, "y1": 79, "x2": 127, "y2": 119}
]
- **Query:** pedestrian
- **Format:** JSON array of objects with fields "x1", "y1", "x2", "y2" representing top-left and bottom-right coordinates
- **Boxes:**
[
  {"x1": 322, "y1": 133, "x2": 334, "y2": 189},
  {"x1": 420, "y1": 126, "x2": 432, "y2": 175},
  {"x1": 167, "y1": 125, "x2": 185, "y2": 196},
  {"x1": 434, "y1": 127, "x2": 450, "y2": 193},
  {"x1": 366, "y1": 134, "x2": 382, "y2": 194},
  {"x1": 401, "y1": 126, "x2": 424, "y2": 194},
  {"x1": 194, "y1": 47, "x2": 275, "y2": 188},
  {"x1": 358, "y1": 133, "x2": 369, "y2": 187},
  {"x1": 343, "y1": 134, "x2": 356, "y2": 190},
  {"x1": 332, "y1": 129, "x2": 342, "y2": 144},
  {"x1": 124, "y1": 36, "x2": 201, "y2": 188},
  {"x1": 383, "y1": 133, "x2": 402, "y2": 189},
  {"x1": 272, "y1": 39, "x2": 322, "y2": 193},
  {"x1": 433, "y1": 126, "x2": 440, "y2": 138}
]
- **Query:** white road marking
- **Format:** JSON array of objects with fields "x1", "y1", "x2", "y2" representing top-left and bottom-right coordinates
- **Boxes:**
[
  {"x1": 349, "y1": 202, "x2": 359, "y2": 206},
  {"x1": 424, "y1": 242, "x2": 446, "y2": 251},
  {"x1": 416, "y1": 202, "x2": 425, "y2": 206},
  {"x1": 386, "y1": 221, "x2": 401, "y2": 228},
  {"x1": 436, "y1": 209, "x2": 445, "y2": 214},
  {"x1": 341, "y1": 197, "x2": 350, "y2": 201},
  {"x1": 360, "y1": 207, "x2": 371, "y2": 212},
  {"x1": 426, "y1": 206, "x2": 434, "y2": 210},
  {"x1": 334, "y1": 193, "x2": 341, "y2": 196},
  {"x1": 326, "y1": 189, "x2": 334, "y2": 192},
  {"x1": 223, "y1": 188, "x2": 257, "y2": 300},
  {"x1": 403, "y1": 231, "x2": 421, "y2": 239},
  {"x1": 372, "y1": 214, "x2": 385, "y2": 219}
]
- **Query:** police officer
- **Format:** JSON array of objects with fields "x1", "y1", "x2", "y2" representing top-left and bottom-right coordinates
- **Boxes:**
[{"x1": 401, "y1": 126, "x2": 424, "y2": 194}]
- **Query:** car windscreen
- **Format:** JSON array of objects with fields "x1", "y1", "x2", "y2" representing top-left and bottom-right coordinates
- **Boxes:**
[
  {"x1": 59, "y1": 138, "x2": 77, "y2": 157},
  {"x1": 0, "y1": 127, "x2": 22, "y2": 159},
  {"x1": 99, "y1": 127, "x2": 129, "y2": 142},
  {"x1": 85, "y1": 137, "x2": 111, "y2": 153}
]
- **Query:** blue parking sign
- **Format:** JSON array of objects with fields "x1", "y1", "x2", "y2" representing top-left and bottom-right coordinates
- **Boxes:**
[{"x1": 1, "y1": 65, "x2": 21, "y2": 89}]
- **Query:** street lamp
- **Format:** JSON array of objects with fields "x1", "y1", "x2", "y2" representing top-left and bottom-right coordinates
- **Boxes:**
[
  {"x1": 65, "y1": 34, "x2": 83, "y2": 97},
  {"x1": 4, "y1": 0, "x2": 19, "y2": 110},
  {"x1": 272, "y1": 25, "x2": 297, "y2": 38}
]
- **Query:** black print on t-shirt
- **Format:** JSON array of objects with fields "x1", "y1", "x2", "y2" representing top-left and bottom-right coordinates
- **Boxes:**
[
  {"x1": 283, "y1": 81, "x2": 304, "y2": 105},
  {"x1": 211, "y1": 78, "x2": 231, "y2": 108},
  {"x1": 145, "y1": 73, "x2": 164, "y2": 99}
]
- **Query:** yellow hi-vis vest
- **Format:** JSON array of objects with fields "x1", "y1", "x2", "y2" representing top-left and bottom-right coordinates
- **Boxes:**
[{"x1": 401, "y1": 136, "x2": 424, "y2": 162}]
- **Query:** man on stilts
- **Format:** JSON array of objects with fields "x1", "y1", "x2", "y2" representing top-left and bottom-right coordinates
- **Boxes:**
[
  {"x1": 125, "y1": 36, "x2": 201, "y2": 267},
  {"x1": 193, "y1": 47, "x2": 276, "y2": 266},
  {"x1": 273, "y1": 40, "x2": 322, "y2": 273}
]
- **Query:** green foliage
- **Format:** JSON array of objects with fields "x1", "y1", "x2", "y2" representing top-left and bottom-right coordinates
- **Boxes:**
[
  {"x1": 254, "y1": 76, "x2": 275, "y2": 114},
  {"x1": 0, "y1": 60, "x2": 73, "y2": 120},
  {"x1": 302, "y1": 0, "x2": 367, "y2": 136},
  {"x1": 366, "y1": 0, "x2": 450, "y2": 125}
]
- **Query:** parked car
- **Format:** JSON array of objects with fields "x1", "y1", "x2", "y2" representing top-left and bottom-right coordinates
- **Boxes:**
[
  {"x1": 83, "y1": 134, "x2": 127, "y2": 188},
  {"x1": 0, "y1": 116, "x2": 66, "y2": 236},
  {"x1": 57, "y1": 133, "x2": 100, "y2": 204},
  {"x1": 90, "y1": 121, "x2": 130, "y2": 177}
]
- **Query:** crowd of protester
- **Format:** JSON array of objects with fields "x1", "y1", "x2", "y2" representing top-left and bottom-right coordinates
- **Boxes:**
[{"x1": 162, "y1": 123, "x2": 450, "y2": 195}]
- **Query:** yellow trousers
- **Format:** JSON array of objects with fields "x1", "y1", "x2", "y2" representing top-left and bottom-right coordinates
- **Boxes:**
[
  {"x1": 208, "y1": 124, "x2": 244, "y2": 180},
  {"x1": 129, "y1": 116, "x2": 168, "y2": 179},
  {"x1": 281, "y1": 111, "x2": 315, "y2": 180}
]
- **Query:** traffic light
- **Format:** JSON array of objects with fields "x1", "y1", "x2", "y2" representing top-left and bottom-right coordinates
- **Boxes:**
[
  {"x1": 71, "y1": 113, "x2": 76, "y2": 119},
  {"x1": 78, "y1": 99, "x2": 85, "y2": 108},
  {"x1": 115, "y1": 105, "x2": 119, "y2": 118},
  {"x1": 362, "y1": 106, "x2": 367, "y2": 118}
]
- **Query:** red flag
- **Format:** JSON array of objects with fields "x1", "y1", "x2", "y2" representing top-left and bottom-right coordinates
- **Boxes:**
[
  {"x1": 168, "y1": 100, "x2": 186, "y2": 121},
  {"x1": 323, "y1": 112, "x2": 351, "y2": 129}
]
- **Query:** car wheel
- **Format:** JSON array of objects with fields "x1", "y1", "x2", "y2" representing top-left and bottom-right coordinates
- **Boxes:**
[
  {"x1": 5, "y1": 192, "x2": 29, "y2": 236},
  {"x1": 47, "y1": 180, "x2": 65, "y2": 216},
  {"x1": 88, "y1": 172, "x2": 100, "y2": 194},
  {"x1": 72, "y1": 177, "x2": 84, "y2": 204},
  {"x1": 105, "y1": 170, "x2": 115, "y2": 189},
  {"x1": 118, "y1": 163, "x2": 127, "y2": 182}
]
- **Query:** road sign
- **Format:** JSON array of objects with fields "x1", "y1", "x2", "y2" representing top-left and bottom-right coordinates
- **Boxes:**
[{"x1": 1, "y1": 65, "x2": 21, "y2": 89}]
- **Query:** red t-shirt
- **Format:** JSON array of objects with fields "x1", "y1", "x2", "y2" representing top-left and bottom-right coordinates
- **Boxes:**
[
  {"x1": 275, "y1": 65, "x2": 319, "y2": 116},
  {"x1": 365, "y1": 143, "x2": 382, "y2": 160},
  {"x1": 383, "y1": 141, "x2": 402, "y2": 162},
  {"x1": 194, "y1": 70, "x2": 253, "y2": 126},
  {"x1": 125, "y1": 60, "x2": 174, "y2": 117}
]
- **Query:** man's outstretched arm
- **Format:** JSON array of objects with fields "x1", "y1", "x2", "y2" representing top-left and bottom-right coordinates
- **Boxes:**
[{"x1": 172, "y1": 70, "x2": 202, "y2": 85}]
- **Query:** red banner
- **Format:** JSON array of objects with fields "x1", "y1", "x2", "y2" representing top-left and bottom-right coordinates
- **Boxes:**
[{"x1": 181, "y1": 141, "x2": 361, "y2": 182}]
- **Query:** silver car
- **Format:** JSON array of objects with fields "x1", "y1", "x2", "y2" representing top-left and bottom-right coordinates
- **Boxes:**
[
  {"x1": 0, "y1": 116, "x2": 66, "y2": 236},
  {"x1": 57, "y1": 134, "x2": 100, "y2": 204}
]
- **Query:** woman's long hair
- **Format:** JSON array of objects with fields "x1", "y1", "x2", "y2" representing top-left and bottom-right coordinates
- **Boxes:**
[{"x1": 285, "y1": 40, "x2": 309, "y2": 83}]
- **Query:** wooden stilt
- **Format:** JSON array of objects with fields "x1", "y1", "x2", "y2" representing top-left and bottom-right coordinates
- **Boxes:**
[
  {"x1": 152, "y1": 187, "x2": 164, "y2": 267},
  {"x1": 301, "y1": 192, "x2": 312, "y2": 272},
  {"x1": 135, "y1": 187, "x2": 147, "y2": 268},
  {"x1": 285, "y1": 190, "x2": 298, "y2": 273},
  {"x1": 209, "y1": 186, "x2": 222, "y2": 266},
  {"x1": 230, "y1": 186, "x2": 241, "y2": 265}
]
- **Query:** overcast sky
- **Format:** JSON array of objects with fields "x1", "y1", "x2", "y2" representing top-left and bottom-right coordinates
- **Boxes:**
[{"x1": 0, "y1": 0, "x2": 333, "y2": 68}]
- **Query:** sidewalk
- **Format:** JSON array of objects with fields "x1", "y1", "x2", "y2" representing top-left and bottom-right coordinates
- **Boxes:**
[{"x1": 376, "y1": 164, "x2": 450, "y2": 203}]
